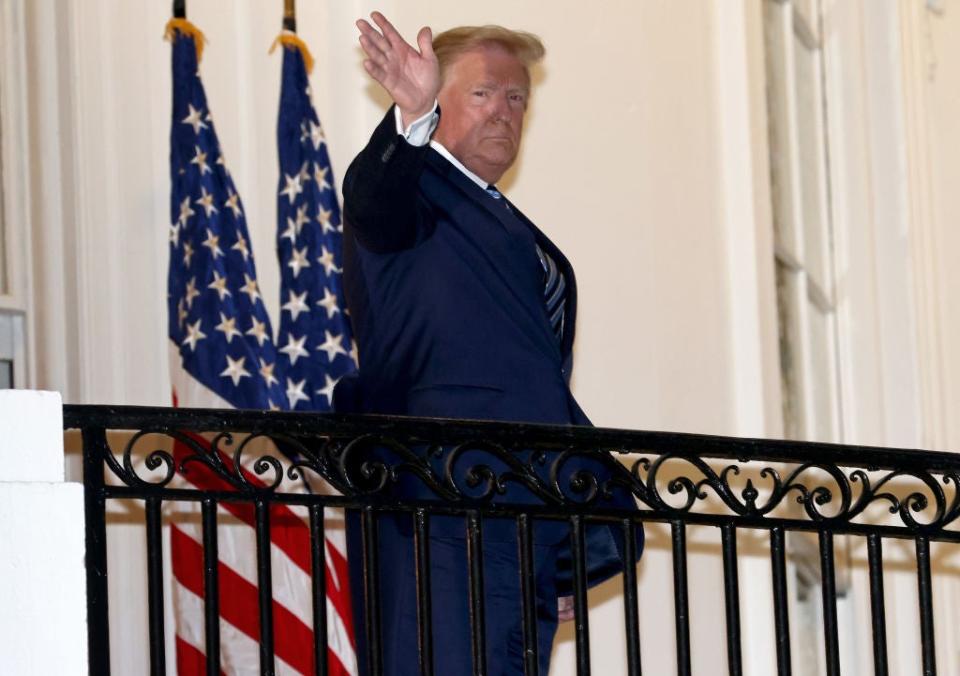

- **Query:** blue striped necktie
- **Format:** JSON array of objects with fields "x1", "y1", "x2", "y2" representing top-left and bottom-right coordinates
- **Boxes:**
[{"x1": 486, "y1": 186, "x2": 566, "y2": 343}]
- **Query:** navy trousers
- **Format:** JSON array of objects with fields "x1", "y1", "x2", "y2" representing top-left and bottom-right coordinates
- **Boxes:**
[{"x1": 348, "y1": 512, "x2": 560, "y2": 676}]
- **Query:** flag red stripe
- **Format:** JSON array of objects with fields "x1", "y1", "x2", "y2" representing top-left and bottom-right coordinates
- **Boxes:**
[
  {"x1": 172, "y1": 434, "x2": 312, "y2": 571},
  {"x1": 325, "y1": 537, "x2": 355, "y2": 641},
  {"x1": 172, "y1": 436, "x2": 355, "y2": 628},
  {"x1": 172, "y1": 524, "x2": 316, "y2": 674},
  {"x1": 172, "y1": 527, "x2": 353, "y2": 676},
  {"x1": 175, "y1": 635, "x2": 226, "y2": 676},
  {"x1": 327, "y1": 647, "x2": 353, "y2": 676}
]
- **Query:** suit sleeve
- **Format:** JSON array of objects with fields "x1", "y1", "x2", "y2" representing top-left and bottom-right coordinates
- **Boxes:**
[{"x1": 342, "y1": 105, "x2": 435, "y2": 253}]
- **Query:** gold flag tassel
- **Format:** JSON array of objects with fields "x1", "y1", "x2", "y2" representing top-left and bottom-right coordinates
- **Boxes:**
[
  {"x1": 270, "y1": 31, "x2": 315, "y2": 75},
  {"x1": 164, "y1": 18, "x2": 207, "y2": 63}
]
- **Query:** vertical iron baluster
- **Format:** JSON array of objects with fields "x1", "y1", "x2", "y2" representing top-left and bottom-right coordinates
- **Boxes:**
[
  {"x1": 414, "y1": 509, "x2": 434, "y2": 676},
  {"x1": 671, "y1": 521, "x2": 691, "y2": 676},
  {"x1": 621, "y1": 519, "x2": 642, "y2": 676},
  {"x1": 145, "y1": 497, "x2": 166, "y2": 676},
  {"x1": 916, "y1": 535, "x2": 937, "y2": 676},
  {"x1": 721, "y1": 524, "x2": 742, "y2": 676},
  {"x1": 770, "y1": 527, "x2": 791, "y2": 676},
  {"x1": 255, "y1": 500, "x2": 275, "y2": 676},
  {"x1": 201, "y1": 498, "x2": 221, "y2": 676},
  {"x1": 866, "y1": 534, "x2": 888, "y2": 676},
  {"x1": 517, "y1": 514, "x2": 539, "y2": 676},
  {"x1": 570, "y1": 515, "x2": 591, "y2": 676},
  {"x1": 466, "y1": 511, "x2": 487, "y2": 676},
  {"x1": 361, "y1": 507, "x2": 383, "y2": 676},
  {"x1": 309, "y1": 505, "x2": 329, "y2": 676},
  {"x1": 819, "y1": 531, "x2": 840, "y2": 676},
  {"x1": 82, "y1": 426, "x2": 111, "y2": 676}
]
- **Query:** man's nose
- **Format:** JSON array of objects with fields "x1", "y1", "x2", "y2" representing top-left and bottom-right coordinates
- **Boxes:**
[{"x1": 490, "y1": 94, "x2": 511, "y2": 123}]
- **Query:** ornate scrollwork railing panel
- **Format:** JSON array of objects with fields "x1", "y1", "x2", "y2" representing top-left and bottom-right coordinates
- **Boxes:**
[{"x1": 64, "y1": 405, "x2": 960, "y2": 539}]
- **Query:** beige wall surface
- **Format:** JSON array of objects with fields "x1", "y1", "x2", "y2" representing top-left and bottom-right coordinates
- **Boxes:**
[
  {"x1": 20, "y1": 0, "x2": 751, "y2": 438},
  {"x1": 924, "y1": 3, "x2": 960, "y2": 449},
  {"x1": 13, "y1": 2, "x2": 762, "y2": 673}
]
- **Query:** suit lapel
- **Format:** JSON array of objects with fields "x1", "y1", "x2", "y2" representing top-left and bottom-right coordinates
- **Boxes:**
[
  {"x1": 424, "y1": 148, "x2": 578, "y2": 361},
  {"x1": 424, "y1": 150, "x2": 528, "y2": 239}
]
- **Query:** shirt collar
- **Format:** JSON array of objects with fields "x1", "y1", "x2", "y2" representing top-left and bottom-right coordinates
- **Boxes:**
[{"x1": 429, "y1": 140, "x2": 490, "y2": 190}]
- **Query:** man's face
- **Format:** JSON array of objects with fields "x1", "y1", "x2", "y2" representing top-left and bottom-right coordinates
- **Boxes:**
[{"x1": 433, "y1": 44, "x2": 530, "y2": 185}]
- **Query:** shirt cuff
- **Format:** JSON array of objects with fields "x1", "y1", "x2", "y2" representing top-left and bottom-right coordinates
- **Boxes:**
[{"x1": 394, "y1": 102, "x2": 439, "y2": 146}]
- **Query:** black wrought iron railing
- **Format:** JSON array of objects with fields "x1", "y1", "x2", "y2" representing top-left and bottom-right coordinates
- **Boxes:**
[{"x1": 66, "y1": 404, "x2": 959, "y2": 676}]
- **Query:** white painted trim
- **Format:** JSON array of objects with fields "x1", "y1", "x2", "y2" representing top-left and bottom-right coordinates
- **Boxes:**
[
  {"x1": 897, "y1": 0, "x2": 949, "y2": 449},
  {"x1": 12, "y1": 0, "x2": 86, "y2": 400},
  {"x1": 0, "y1": 0, "x2": 36, "y2": 386},
  {"x1": 713, "y1": 0, "x2": 784, "y2": 438},
  {"x1": 861, "y1": 1, "x2": 923, "y2": 447},
  {"x1": 65, "y1": 0, "x2": 117, "y2": 402}
]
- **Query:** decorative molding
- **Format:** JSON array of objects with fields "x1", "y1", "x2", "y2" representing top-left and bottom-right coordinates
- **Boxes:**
[
  {"x1": 897, "y1": 0, "x2": 950, "y2": 449},
  {"x1": 712, "y1": 0, "x2": 784, "y2": 439}
]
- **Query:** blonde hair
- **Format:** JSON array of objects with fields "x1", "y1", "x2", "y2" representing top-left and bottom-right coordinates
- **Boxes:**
[{"x1": 432, "y1": 25, "x2": 545, "y2": 76}]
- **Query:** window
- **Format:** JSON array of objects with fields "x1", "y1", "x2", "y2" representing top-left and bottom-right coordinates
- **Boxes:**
[
  {"x1": 0, "y1": 311, "x2": 24, "y2": 388},
  {"x1": 764, "y1": 0, "x2": 841, "y2": 443},
  {"x1": 0, "y1": 1, "x2": 30, "y2": 390},
  {"x1": 0, "y1": 77, "x2": 7, "y2": 296},
  {"x1": 764, "y1": 3, "x2": 852, "y2": 673}
]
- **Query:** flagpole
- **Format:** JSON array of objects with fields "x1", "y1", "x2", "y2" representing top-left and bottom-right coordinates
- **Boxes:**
[
  {"x1": 173, "y1": 0, "x2": 185, "y2": 19},
  {"x1": 283, "y1": 0, "x2": 296, "y2": 32}
]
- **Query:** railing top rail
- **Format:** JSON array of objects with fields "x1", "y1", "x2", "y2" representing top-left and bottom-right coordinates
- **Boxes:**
[{"x1": 63, "y1": 403, "x2": 960, "y2": 473}]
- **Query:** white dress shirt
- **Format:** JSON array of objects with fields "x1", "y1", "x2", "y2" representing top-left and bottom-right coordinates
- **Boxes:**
[{"x1": 393, "y1": 103, "x2": 489, "y2": 190}]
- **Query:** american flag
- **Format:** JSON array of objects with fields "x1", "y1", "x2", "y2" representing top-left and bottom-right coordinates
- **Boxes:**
[
  {"x1": 274, "y1": 32, "x2": 357, "y2": 412},
  {"x1": 165, "y1": 19, "x2": 356, "y2": 675},
  {"x1": 273, "y1": 32, "x2": 357, "y2": 675}
]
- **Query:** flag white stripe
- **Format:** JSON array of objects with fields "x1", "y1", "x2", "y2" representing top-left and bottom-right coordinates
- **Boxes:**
[
  {"x1": 171, "y1": 344, "x2": 358, "y2": 675},
  {"x1": 173, "y1": 507, "x2": 315, "y2": 630},
  {"x1": 174, "y1": 581, "x2": 303, "y2": 676},
  {"x1": 325, "y1": 587, "x2": 358, "y2": 673}
]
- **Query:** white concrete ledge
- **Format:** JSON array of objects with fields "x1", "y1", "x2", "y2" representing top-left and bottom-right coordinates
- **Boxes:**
[
  {"x1": 0, "y1": 390, "x2": 86, "y2": 675},
  {"x1": 0, "y1": 390, "x2": 64, "y2": 482},
  {"x1": 0, "y1": 482, "x2": 87, "y2": 674}
]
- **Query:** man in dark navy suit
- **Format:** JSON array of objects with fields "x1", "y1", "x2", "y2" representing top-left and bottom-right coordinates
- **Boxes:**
[{"x1": 337, "y1": 12, "x2": 641, "y2": 675}]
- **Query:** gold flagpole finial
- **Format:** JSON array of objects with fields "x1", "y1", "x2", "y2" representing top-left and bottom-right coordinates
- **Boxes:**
[
  {"x1": 270, "y1": 0, "x2": 312, "y2": 72},
  {"x1": 283, "y1": 0, "x2": 296, "y2": 32}
]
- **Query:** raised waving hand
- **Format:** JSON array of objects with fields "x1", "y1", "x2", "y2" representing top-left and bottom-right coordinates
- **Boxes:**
[{"x1": 357, "y1": 12, "x2": 439, "y2": 127}]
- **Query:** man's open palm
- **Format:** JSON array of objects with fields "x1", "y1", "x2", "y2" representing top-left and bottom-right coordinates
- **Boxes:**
[{"x1": 357, "y1": 12, "x2": 439, "y2": 126}]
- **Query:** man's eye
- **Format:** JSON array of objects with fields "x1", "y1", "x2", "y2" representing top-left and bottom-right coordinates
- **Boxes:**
[{"x1": 473, "y1": 90, "x2": 488, "y2": 97}]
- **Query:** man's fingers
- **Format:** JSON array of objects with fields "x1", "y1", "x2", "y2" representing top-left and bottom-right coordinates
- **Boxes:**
[
  {"x1": 358, "y1": 34, "x2": 389, "y2": 66},
  {"x1": 370, "y1": 11, "x2": 405, "y2": 49},
  {"x1": 357, "y1": 19, "x2": 391, "y2": 55},
  {"x1": 416, "y1": 26, "x2": 435, "y2": 60},
  {"x1": 362, "y1": 59, "x2": 387, "y2": 83}
]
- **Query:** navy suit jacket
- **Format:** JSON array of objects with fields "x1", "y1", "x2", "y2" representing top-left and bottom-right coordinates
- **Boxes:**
[{"x1": 336, "y1": 106, "x2": 640, "y2": 579}]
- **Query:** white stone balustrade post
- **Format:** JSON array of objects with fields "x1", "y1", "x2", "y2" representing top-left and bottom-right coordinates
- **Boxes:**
[{"x1": 0, "y1": 390, "x2": 87, "y2": 675}]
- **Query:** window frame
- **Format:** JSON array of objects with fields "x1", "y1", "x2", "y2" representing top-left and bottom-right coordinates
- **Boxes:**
[
  {"x1": 764, "y1": 0, "x2": 842, "y2": 443},
  {"x1": 0, "y1": 0, "x2": 36, "y2": 388}
]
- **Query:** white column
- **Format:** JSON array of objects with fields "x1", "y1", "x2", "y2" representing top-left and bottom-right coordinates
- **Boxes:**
[{"x1": 0, "y1": 390, "x2": 87, "y2": 675}]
